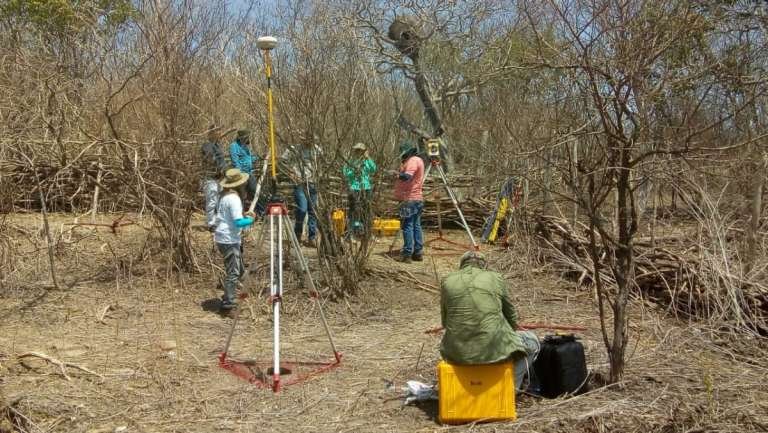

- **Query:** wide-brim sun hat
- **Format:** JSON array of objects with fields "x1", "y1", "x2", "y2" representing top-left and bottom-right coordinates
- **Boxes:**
[
  {"x1": 352, "y1": 142, "x2": 367, "y2": 151},
  {"x1": 220, "y1": 168, "x2": 250, "y2": 188}
]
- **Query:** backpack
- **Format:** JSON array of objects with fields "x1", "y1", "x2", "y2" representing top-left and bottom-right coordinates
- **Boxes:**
[{"x1": 532, "y1": 334, "x2": 589, "y2": 398}]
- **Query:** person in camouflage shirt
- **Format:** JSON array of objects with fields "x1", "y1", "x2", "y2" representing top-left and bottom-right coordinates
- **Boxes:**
[{"x1": 201, "y1": 125, "x2": 227, "y2": 230}]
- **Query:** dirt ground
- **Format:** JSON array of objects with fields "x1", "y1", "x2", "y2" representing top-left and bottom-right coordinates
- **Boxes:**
[{"x1": 1, "y1": 213, "x2": 767, "y2": 433}]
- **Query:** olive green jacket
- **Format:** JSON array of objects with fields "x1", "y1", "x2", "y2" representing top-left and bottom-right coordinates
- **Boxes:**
[{"x1": 440, "y1": 266, "x2": 527, "y2": 364}]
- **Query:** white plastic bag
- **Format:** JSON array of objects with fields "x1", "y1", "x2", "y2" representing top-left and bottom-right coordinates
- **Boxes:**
[{"x1": 403, "y1": 380, "x2": 438, "y2": 405}]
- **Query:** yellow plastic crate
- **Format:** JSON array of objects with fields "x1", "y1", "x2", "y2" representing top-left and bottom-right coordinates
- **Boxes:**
[
  {"x1": 438, "y1": 361, "x2": 516, "y2": 425},
  {"x1": 331, "y1": 209, "x2": 346, "y2": 236},
  {"x1": 372, "y1": 218, "x2": 400, "y2": 236}
]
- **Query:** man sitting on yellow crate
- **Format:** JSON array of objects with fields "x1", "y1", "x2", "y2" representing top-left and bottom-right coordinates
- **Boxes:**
[{"x1": 440, "y1": 251, "x2": 540, "y2": 392}]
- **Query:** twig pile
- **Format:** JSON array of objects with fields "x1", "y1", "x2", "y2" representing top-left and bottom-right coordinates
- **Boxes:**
[
  {"x1": 420, "y1": 195, "x2": 492, "y2": 228},
  {"x1": 370, "y1": 176, "x2": 498, "y2": 228},
  {"x1": 535, "y1": 215, "x2": 768, "y2": 334},
  {"x1": 1, "y1": 156, "x2": 126, "y2": 213}
]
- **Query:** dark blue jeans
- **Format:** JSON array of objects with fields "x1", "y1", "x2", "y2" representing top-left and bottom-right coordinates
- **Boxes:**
[
  {"x1": 293, "y1": 184, "x2": 317, "y2": 241},
  {"x1": 399, "y1": 200, "x2": 423, "y2": 257}
]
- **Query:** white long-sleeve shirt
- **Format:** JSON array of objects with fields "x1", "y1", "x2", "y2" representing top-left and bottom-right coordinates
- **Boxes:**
[{"x1": 214, "y1": 193, "x2": 246, "y2": 244}]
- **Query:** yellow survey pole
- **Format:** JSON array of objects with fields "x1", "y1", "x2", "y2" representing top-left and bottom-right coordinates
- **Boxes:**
[
  {"x1": 257, "y1": 36, "x2": 278, "y2": 192},
  {"x1": 264, "y1": 49, "x2": 277, "y2": 181}
]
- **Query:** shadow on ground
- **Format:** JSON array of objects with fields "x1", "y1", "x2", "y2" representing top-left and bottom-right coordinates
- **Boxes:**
[
  {"x1": 412, "y1": 400, "x2": 439, "y2": 423},
  {"x1": 200, "y1": 298, "x2": 233, "y2": 318}
]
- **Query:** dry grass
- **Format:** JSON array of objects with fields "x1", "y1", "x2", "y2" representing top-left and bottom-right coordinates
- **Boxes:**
[{"x1": 1, "y1": 213, "x2": 767, "y2": 433}]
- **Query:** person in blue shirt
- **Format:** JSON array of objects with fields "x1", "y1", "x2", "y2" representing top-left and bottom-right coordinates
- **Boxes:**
[
  {"x1": 229, "y1": 129, "x2": 263, "y2": 214},
  {"x1": 214, "y1": 168, "x2": 255, "y2": 311}
]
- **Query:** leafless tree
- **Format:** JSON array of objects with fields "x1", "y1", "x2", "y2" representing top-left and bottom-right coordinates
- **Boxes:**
[{"x1": 518, "y1": 0, "x2": 768, "y2": 381}]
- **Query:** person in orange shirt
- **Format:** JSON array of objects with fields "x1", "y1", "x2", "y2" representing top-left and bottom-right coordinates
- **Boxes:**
[{"x1": 392, "y1": 141, "x2": 425, "y2": 263}]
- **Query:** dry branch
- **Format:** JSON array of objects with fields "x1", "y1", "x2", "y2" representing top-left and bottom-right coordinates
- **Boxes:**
[
  {"x1": 96, "y1": 305, "x2": 113, "y2": 324},
  {"x1": 17, "y1": 352, "x2": 103, "y2": 381}
]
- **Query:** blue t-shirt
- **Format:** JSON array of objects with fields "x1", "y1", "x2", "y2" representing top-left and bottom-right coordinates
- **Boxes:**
[{"x1": 230, "y1": 141, "x2": 257, "y2": 174}]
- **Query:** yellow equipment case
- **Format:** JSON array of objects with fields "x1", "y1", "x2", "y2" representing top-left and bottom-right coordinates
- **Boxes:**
[
  {"x1": 437, "y1": 361, "x2": 516, "y2": 424},
  {"x1": 372, "y1": 218, "x2": 400, "y2": 236}
]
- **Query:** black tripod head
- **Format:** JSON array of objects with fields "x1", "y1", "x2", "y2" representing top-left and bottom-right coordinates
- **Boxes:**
[{"x1": 268, "y1": 176, "x2": 284, "y2": 204}]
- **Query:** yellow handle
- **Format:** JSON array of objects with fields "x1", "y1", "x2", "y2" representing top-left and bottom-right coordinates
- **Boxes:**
[{"x1": 264, "y1": 50, "x2": 277, "y2": 181}]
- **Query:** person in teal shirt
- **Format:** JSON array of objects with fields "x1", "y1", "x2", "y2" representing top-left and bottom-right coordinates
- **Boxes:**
[{"x1": 342, "y1": 142, "x2": 377, "y2": 237}]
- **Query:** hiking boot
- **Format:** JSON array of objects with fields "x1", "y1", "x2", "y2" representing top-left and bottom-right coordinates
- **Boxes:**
[
  {"x1": 412, "y1": 253, "x2": 423, "y2": 262},
  {"x1": 220, "y1": 300, "x2": 238, "y2": 311},
  {"x1": 398, "y1": 255, "x2": 412, "y2": 264}
]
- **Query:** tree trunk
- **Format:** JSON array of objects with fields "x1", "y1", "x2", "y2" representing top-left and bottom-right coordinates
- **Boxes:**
[
  {"x1": 543, "y1": 147, "x2": 554, "y2": 214},
  {"x1": 745, "y1": 151, "x2": 765, "y2": 275},
  {"x1": 91, "y1": 161, "x2": 103, "y2": 223},
  {"x1": 609, "y1": 147, "x2": 635, "y2": 383},
  {"x1": 571, "y1": 137, "x2": 579, "y2": 227},
  {"x1": 410, "y1": 55, "x2": 444, "y2": 137},
  {"x1": 34, "y1": 168, "x2": 60, "y2": 290}
]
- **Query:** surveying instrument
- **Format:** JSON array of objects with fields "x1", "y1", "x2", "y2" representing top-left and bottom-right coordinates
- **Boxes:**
[
  {"x1": 218, "y1": 36, "x2": 341, "y2": 393},
  {"x1": 421, "y1": 138, "x2": 479, "y2": 252}
]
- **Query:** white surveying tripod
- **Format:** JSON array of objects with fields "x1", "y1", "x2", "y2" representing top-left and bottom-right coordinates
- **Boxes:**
[
  {"x1": 218, "y1": 35, "x2": 341, "y2": 393},
  {"x1": 219, "y1": 193, "x2": 341, "y2": 392},
  {"x1": 421, "y1": 138, "x2": 479, "y2": 251}
]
